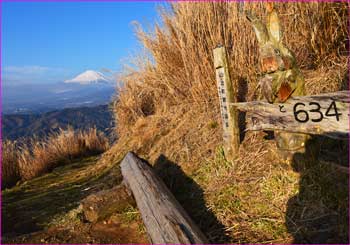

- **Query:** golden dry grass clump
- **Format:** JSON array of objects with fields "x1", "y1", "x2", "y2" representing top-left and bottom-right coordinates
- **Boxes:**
[
  {"x1": 114, "y1": 2, "x2": 348, "y2": 156},
  {"x1": 108, "y1": 2, "x2": 348, "y2": 243},
  {"x1": 113, "y1": 1, "x2": 348, "y2": 166},
  {"x1": 2, "y1": 140, "x2": 21, "y2": 189},
  {"x1": 116, "y1": 2, "x2": 348, "y2": 130},
  {"x1": 2, "y1": 128, "x2": 109, "y2": 189}
]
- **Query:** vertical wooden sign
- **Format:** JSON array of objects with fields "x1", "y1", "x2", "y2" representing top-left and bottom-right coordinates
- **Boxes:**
[{"x1": 213, "y1": 45, "x2": 240, "y2": 160}]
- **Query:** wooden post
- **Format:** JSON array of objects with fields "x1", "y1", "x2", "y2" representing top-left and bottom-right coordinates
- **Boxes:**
[
  {"x1": 213, "y1": 45, "x2": 240, "y2": 160},
  {"x1": 121, "y1": 152, "x2": 208, "y2": 244}
]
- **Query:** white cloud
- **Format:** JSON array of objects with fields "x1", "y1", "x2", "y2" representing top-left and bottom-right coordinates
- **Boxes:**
[
  {"x1": 3, "y1": 66, "x2": 63, "y2": 74},
  {"x1": 1, "y1": 65, "x2": 71, "y2": 85}
]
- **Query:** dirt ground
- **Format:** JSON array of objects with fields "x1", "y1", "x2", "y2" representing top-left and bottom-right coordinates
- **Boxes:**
[
  {"x1": 2, "y1": 156, "x2": 148, "y2": 244},
  {"x1": 4, "y1": 214, "x2": 148, "y2": 244}
]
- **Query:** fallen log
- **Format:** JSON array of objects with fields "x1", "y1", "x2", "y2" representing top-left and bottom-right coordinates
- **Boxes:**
[
  {"x1": 231, "y1": 90, "x2": 349, "y2": 139},
  {"x1": 81, "y1": 184, "x2": 135, "y2": 223},
  {"x1": 120, "y1": 152, "x2": 208, "y2": 244}
]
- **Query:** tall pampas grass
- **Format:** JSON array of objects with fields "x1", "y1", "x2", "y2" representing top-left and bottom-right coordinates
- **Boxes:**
[
  {"x1": 107, "y1": 2, "x2": 348, "y2": 242},
  {"x1": 115, "y1": 2, "x2": 348, "y2": 139},
  {"x1": 2, "y1": 128, "x2": 109, "y2": 188}
]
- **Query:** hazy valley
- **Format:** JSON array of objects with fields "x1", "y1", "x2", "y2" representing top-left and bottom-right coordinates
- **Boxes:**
[
  {"x1": 3, "y1": 70, "x2": 117, "y2": 114},
  {"x1": 2, "y1": 104, "x2": 114, "y2": 141}
]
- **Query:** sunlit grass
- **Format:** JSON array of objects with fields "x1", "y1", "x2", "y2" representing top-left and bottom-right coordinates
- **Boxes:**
[{"x1": 2, "y1": 127, "x2": 109, "y2": 189}]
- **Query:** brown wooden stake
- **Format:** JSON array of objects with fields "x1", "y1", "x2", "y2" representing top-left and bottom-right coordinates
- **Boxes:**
[{"x1": 213, "y1": 45, "x2": 240, "y2": 160}]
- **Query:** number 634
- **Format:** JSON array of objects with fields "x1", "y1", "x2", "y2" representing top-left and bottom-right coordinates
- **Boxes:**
[{"x1": 293, "y1": 101, "x2": 341, "y2": 123}]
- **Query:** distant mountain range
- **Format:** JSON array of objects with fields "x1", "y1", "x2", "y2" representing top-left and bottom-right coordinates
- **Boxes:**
[
  {"x1": 2, "y1": 70, "x2": 119, "y2": 114},
  {"x1": 2, "y1": 104, "x2": 115, "y2": 141}
]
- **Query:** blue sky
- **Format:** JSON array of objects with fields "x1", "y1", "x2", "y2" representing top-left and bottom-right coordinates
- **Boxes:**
[{"x1": 1, "y1": 1, "x2": 161, "y2": 85}]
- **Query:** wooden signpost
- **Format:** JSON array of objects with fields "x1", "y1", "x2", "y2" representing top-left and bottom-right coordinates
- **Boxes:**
[
  {"x1": 212, "y1": 45, "x2": 348, "y2": 161},
  {"x1": 213, "y1": 45, "x2": 240, "y2": 160},
  {"x1": 231, "y1": 91, "x2": 350, "y2": 139}
]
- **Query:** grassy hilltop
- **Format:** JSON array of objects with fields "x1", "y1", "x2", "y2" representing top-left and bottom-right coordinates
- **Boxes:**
[
  {"x1": 105, "y1": 2, "x2": 349, "y2": 243},
  {"x1": 2, "y1": 2, "x2": 348, "y2": 244}
]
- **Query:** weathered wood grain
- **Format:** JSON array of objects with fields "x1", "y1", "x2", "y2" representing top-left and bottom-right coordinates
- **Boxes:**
[
  {"x1": 120, "y1": 152, "x2": 208, "y2": 244},
  {"x1": 231, "y1": 91, "x2": 349, "y2": 139},
  {"x1": 213, "y1": 45, "x2": 240, "y2": 160}
]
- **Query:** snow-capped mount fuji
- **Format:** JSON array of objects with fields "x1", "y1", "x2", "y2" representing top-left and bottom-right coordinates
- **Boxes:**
[
  {"x1": 64, "y1": 70, "x2": 114, "y2": 85},
  {"x1": 3, "y1": 70, "x2": 117, "y2": 114}
]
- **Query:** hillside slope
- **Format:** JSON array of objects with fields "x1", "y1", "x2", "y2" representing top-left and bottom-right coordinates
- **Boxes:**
[
  {"x1": 2, "y1": 155, "x2": 147, "y2": 244},
  {"x1": 103, "y1": 2, "x2": 349, "y2": 243},
  {"x1": 2, "y1": 105, "x2": 114, "y2": 140}
]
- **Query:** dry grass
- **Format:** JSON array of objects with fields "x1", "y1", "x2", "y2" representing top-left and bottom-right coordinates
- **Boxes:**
[
  {"x1": 115, "y1": 2, "x2": 348, "y2": 134},
  {"x1": 2, "y1": 128, "x2": 109, "y2": 188},
  {"x1": 2, "y1": 140, "x2": 21, "y2": 189},
  {"x1": 106, "y1": 2, "x2": 348, "y2": 243},
  {"x1": 113, "y1": 1, "x2": 348, "y2": 162}
]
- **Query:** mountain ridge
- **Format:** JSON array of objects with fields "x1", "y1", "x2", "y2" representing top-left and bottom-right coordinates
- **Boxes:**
[{"x1": 2, "y1": 104, "x2": 114, "y2": 141}]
